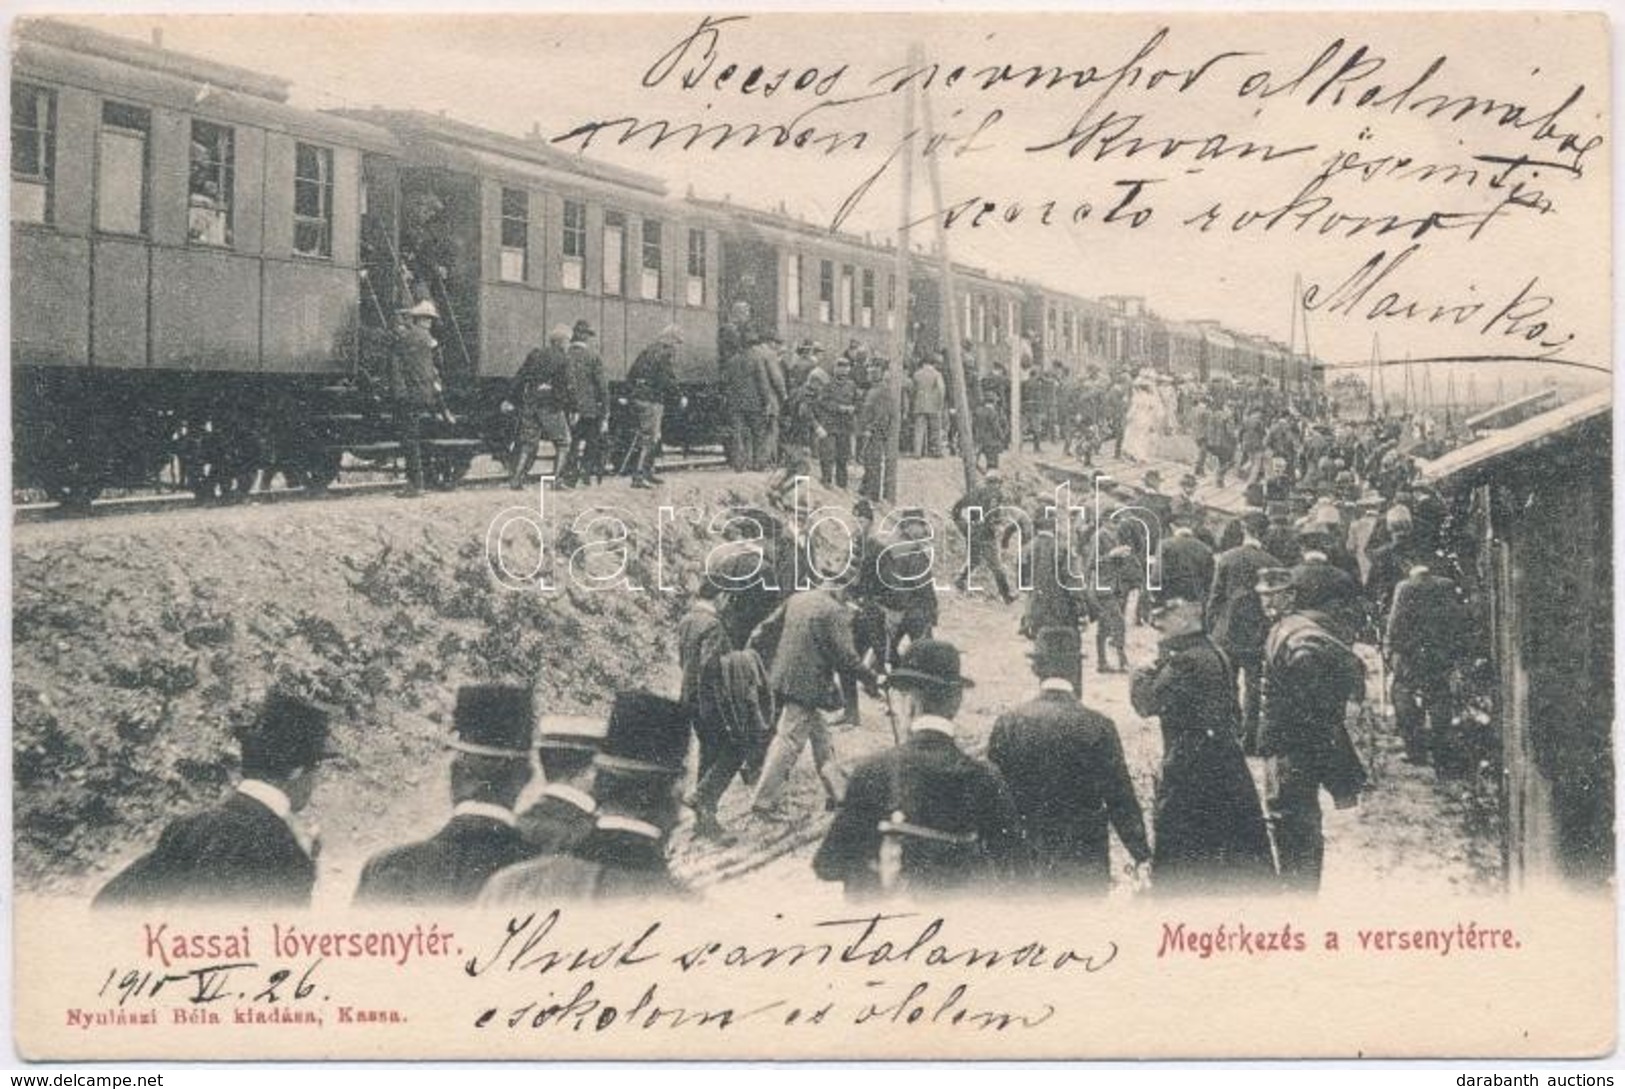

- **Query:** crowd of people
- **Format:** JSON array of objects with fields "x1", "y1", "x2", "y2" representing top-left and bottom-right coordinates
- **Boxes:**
[{"x1": 95, "y1": 350, "x2": 1485, "y2": 908}]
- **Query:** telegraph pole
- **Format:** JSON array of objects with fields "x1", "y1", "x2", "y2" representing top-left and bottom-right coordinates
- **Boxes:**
[{"x1": 883, "y1": 46, "x2": 919, "y2": 504}]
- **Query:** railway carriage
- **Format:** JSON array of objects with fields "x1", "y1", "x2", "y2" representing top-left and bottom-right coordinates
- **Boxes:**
[
  {"x1": 702, "y1": 200, "x2": 896, "y2": 368},
  {"x1": 341, "y1": 109, "x2": 723, "y2": 453},
  {"x1": 12, "y1": 19, "x2": 397, "y2": 502}
]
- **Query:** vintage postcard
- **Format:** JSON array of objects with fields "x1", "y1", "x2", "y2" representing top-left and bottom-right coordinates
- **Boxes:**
[{"x1": 8, "y1": 9, "x2": 1614, "y2": 1061}]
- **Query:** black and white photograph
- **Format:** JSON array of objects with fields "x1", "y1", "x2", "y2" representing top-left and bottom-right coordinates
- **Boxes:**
[{"x1": 7, "y1": 9, "x2": 1614, "y2": 1061}]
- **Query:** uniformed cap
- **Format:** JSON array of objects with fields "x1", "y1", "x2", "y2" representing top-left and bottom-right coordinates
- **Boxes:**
[
  {"x1": 594, "y1": 690, "x2": 689, "y2": 776},
  {"x1": 888, "y1": 639, "x2": 975, "y2": 691},
  {"x1": 536, "y1": 713, "x2": 609, "y2": 754},
  {"x1": 398, "y1": 299, "x2": 438, "y2": 319},
  {"x1": 1149, "y1": 598, "x2": 1204, "y2": 638},
  {"x1": 235, "y1": 692, "x2": 337, "y2": 776},
  {"x1": 571, "y1": 319, "x2": 597, "y2": 340},
  {"x1": 448, "y1": 685, "x2": 535, "y2": 759}
]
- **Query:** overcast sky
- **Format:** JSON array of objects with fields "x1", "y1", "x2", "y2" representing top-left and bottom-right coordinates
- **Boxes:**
[{"x1": 51, "y1": 10, "x2": 1611, "y2": 399}]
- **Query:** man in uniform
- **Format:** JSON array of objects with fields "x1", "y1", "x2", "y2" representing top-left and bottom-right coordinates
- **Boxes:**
[
  {"x1": 625, "y1": 325, "x2": 685, "y2": 489},
  {"x1": 1207, "y1": 511, "x2": 1280, "y2": 752},
  {"x1": 482, "y1": 691, "x2": 693, "y2": 903},
  {"x1": 515, "y1": 713, "x2": 606, "y2": 859},
  {"x1": 818, "y1": 354, "x2": 861, "y2": 489},
  {"x1": 1258, "y1": 563, "x2": 1369, "y2": 893},
  {"x1": 563, "y1": 320, "x2": 609, "y2": 487},
  {"x1": 354, "y1": 686, "x2": 537, "y2": 905},
  {"x1": 95, "y1": 693, "x2": 333, "y2": 908},
  {"x1": 390, "y1": 300, "x2": 443, "y2": 497},
  {"x1": 814, "y1": 640, "x2": 1023, "y2": 899},
  {"x1": 720, "y1": 331, "x2": 765, "y2": 472},
  {"x1": 989, "y1": 627, "x2": 1149, "y2": 893},
  {"x1": 504, "y1": 324, "x2": 572, "y2": 489},
  {"x1": 677, "y1": 577, "x2": 735, "y2": 839}
]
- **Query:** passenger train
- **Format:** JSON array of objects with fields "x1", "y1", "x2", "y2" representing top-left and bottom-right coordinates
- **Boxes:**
[{"x1": 11, "y1": 19, "x2": 1321, "y2": 505}]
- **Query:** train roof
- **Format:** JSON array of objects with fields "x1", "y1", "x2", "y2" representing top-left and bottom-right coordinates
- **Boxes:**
[
  {"x1": 337, "y1": 109, "x2": 667, "y2": 197},
  {"x1": 17, "y1": 18, "x2": 293, "y2": 102},
  {"x1": 689, "y1": 196, "x2": 893, "y2": 258},
  {"x1": 15, "y1": 21, "x2": 400, "y2": 155}
]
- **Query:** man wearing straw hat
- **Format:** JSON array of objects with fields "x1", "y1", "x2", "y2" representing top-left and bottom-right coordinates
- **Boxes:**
[
  {"x1": 390, "y1": 299, "x2": 443, "y2": 497},
  {"x1": 353, "y1": 685, "x2": 537, "y2": 905}
]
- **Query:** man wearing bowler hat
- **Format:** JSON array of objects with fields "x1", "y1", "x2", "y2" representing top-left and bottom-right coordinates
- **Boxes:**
[
  {"x1": 562, "y1": 319, "x2": 609, "y2": 487},
  {"x1": 94, "y1": 692, "x2": 335, "y2": 908},
  {"x1": 482, "y1": 690, "x2": 693, "y2": 902},
  {"x1": 989, "y1": 627, "x2": 1150, "y2": 894},
  {"x1": 516, "y1": 713, "x2": 607, "y2": 858},
  {"x1": 813, "y1": 640, "x2": 1022, "y2": 899},
  {"x1": 353, "y1": 685, "x2": 537, "y2": 906}
]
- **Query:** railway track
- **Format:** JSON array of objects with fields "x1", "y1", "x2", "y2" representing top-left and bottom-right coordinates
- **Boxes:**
[{"x1": 14, "y1": 452, "x2": 733, "y2": 525}]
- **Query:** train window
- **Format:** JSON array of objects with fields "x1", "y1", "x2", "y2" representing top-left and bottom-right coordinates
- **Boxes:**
[
  {"x1": 294, "y1": 143, "x2": 335, "y2": 258},
  {"x1": 817, "y1": 260, "x2": 833, "y2": 323},
  {"x1": 685, "y1": 228, "x2": 706, "y2": 307},
  {"x1": 640, "y1": 218, "x2": 663, "y2": 300},
  {"x1": 975, "y1": 296, "x2": 988, "y2": 344},
  {"x1": 839, "y1": 265, "x2": 855, "y2": 326},
  {"x1": 12, "y1": 82, "x2": 55, "y2": 225},
  {"x1": 860, "y1": 269, "x2": 875, "y2": 329},
  {"x1": 561, "y1": 199, "x2": 586, "y2": 291},
  {"x1": 785, "y1": 254, "x2": 802, "y2": 318},
  {"x1": 188, "y1": 121, "x2": 234, "y2": 247},
  {"x1": 96, "y1": 102, "x2": 149, "y2": 235},
  {"x1": 1045, "y1": 307, "x2": 1057, "y2": 351},
  {"x1": 603, "y1": 211, "x2": 626, "y2": 296},
  {"x1": 886, "y1": 273, "x2": 896, "y2": 331},
  {"x1": 1062, "y1": 311, "x2": 1074, "y2": 353},
  {"x1": 499, "y1": 187, "x2": 528, "y2": 282},
  {"x1": 961, "y1": 293, "x2": 972, "y2": 342}
]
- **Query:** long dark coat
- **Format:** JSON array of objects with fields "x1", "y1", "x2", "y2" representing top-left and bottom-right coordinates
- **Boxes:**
[
  {"x1": 1206, "y1": 541, "x2": 1280, "y2": 657},
  {"x1": 93, "y1": 792, "x2": 315, "y2": 909},
  {"x1": 814, "y1": 729, "x2": 1023, "y2": 898},
  {"x1": 1130, "y1": 632, "x2": 1276, "y2": 894},
  {"x1": 1158, "y1": 530, "x2": 1215, "y2": 605},
  {"x1": 353, "y1": 814, "x2": 534, "y2": 906},
  {"x1": 988, "y1": 690, "x2": 1150, "y2": 892}
]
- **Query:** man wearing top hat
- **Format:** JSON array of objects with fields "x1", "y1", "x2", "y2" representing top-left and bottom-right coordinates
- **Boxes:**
[
  {"x1": 516, "y1": 713, "x2": 606, "y2": 858},
  {"x1": 353, "y1": 686, "x2": 537, "y2": 906},
  {"x1": 94, "y1": 692, "x2": 334, "y2": 908},
  {"x1": 990, "y1": 627, "x2": 1149, "y2": 894},
  {"x1": 482, "y1": 691, "x2": 693, "y2": 902},
  {"x1": 813, "y1": 641, "x2": 1022, "y2": 899}
]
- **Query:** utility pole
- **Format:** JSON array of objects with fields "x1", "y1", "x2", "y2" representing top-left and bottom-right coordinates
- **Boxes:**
[
  {"x1": 883, "y1": 46, "x2": 919, "y2": 504},
  {"x1": 919, "y1": 62, "x2": 979, "y2": 491}
]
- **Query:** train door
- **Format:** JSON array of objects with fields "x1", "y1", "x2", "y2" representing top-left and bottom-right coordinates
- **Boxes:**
[{"x1": 717, "y1": 233, "x2": 779, "y2": 342}]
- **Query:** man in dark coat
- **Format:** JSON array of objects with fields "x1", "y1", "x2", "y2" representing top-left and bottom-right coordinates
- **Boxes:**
[
  {"x1": 482, "y1": 691, "x2": 693, "y2": 903},
  {"x1": 676, "y1": 577, "x2": 737, "y2": 839},
  {"x1": 815, "y1": 641, "x2": 1023, "y2": 899},
  {"x1": 1158, "y1": 521, "x2": 1215, "y2": 607},
  {"x1": 881, "y1": 507, "x2": 940, "y2": 659},
  {"x1": 951, "y1": 470, "x2": 1015, "y2": 603},
  {"x1": 516, "y1": 713, "x2": 605, "y2": 859},
  {"x1": 818, "y1": 355, "x2": 861, "y2": 488},
  {"x1": 1259, "y1": 563, "x2": 1369, "y2": 893},
  {"x1": 625, "y1": 325, "x2": 684, "y2": 489},
  {"x1": 94, "y1": 693, "x2": 333, "y2": 909},
  {"x1": 354, "y1": 686, "x2": 537, "y2": 906},
  {"x1": 856, "y1": 374, "x2": 893, "y2": 501},
  {"x1": 562, "y1": 320, "x2": 609, "y2": 487},
  {"x1": 1131, "y1": 601, "x2": 1275, "y2": 895},
  {"x1": 1206, "y1": 510, "x2": 1280, "y2": 752},
  {"x1": 713, "y1": 507, "x2": 794, "y2": 650},
  {"x1": 1019, "y1": 511, "x2": 1090, "y2": 642},
  {"x1": 719, "y1": 334, "x2": 764, "y2": 472},
  {"x1": 1385, "y1": 563, "x2": 1469, "y2": 769},
  {"x1": 504, "y1": 324, "x2": 573, "y2": 489},
  {"x1": 988, "y1": 627, "x2": 1149, "y2": 894}
]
